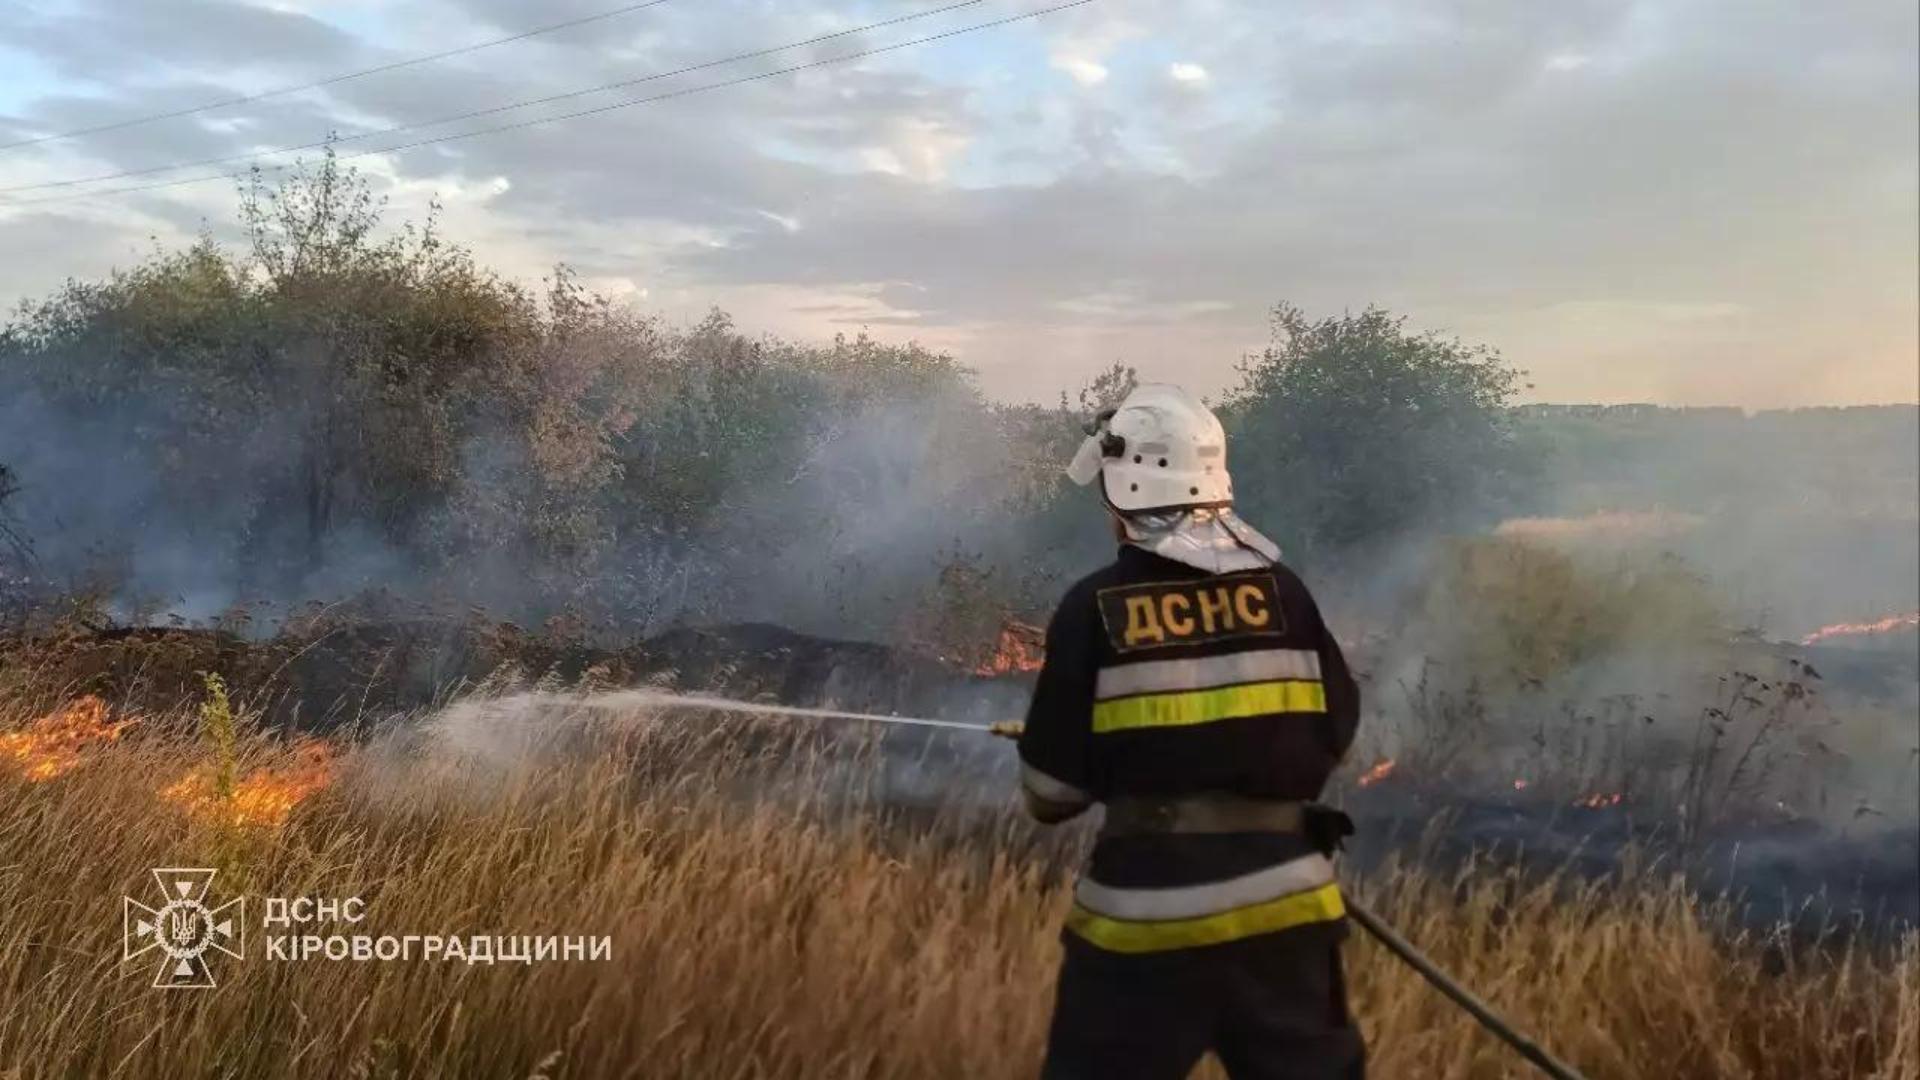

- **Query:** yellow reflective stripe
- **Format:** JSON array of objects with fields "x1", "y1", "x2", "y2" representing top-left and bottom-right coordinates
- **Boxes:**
[
  {"x1": 1090, "y1": 679, "x2": 1326, "y2": 733},
  {"x1": 1066, "y1": 882, "x2": 1346, "y2": 953}
]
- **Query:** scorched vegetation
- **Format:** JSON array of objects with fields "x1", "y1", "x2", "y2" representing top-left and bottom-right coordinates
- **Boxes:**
[{"x1": 0, "y1": 686, "x2": 1913, "y2": 1080}]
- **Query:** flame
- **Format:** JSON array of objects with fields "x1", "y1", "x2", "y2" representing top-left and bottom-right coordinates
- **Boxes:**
[
  {"x1": 1800, "y1": 611, "x2": 1920, "y2": 646},
  {"x1": 1512, "y1": 778, "x2": 1530, "y2": 791},
  {"x1": 973, "y1": 619, "x2": 1046, "y2": 676},
  {"x1": 1573, "y1": 791, "x2": 1624, "y2": 809},
  {"x1": 1356, "y1": 758, "x2": 1397, "y2": 787},
  {"x1": 161, "y1": 740, "x2": 337, "y2": 827},
  {"x1": 0, "y1": 696, "x2": 136, "y2": 781}
]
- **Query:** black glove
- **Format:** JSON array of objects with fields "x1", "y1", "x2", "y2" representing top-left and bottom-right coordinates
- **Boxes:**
[{"x1": 1302, "y1": 803, "x2": 1355, "y2": 857}]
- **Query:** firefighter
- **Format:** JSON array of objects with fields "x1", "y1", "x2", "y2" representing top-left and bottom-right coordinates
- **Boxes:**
[{"x1": 1018, "y1": 383, "x2": 1365, "y2": 1079}]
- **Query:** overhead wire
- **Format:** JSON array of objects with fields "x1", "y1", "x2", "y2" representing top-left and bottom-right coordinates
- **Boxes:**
[
  {"x1": 0, "y1": 0, "x2": 997, "y2": 196},
  {"x1": 0, "y1": 0, "x2": 680, "y2": 153},
  {"x1": 2, "y1": 0, "x2": 1094, "y2": 207}
]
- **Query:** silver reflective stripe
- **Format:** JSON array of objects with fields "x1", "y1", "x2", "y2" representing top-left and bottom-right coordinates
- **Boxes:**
[
  {"x1": 1074, "y1": 854, "x2": 1335, "y2": 921},
  {"x1": 1021, "y1": 762, "x2": 1090, "y2": 805},
  {"x1": 1095, "y1": 648, "x2": 1322, "y2": 701}
]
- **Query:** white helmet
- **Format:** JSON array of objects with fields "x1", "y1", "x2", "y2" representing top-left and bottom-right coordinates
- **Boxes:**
[{"x1": 1065, "y1": 383, "x2": 1233, "y2": 512}]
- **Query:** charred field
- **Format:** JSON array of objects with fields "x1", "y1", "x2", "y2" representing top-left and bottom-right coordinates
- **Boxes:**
[
  {"x1": 0, "y1": 612, "x2": 1917, "y2": 1079},
  {"x1": 4, "y1": 610, "x2": 1915, "y2": 934}
]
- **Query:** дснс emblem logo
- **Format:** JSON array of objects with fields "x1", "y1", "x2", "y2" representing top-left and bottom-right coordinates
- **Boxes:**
[{"x1": 123, "y1": 868, "x2": 244, "y2": 989}]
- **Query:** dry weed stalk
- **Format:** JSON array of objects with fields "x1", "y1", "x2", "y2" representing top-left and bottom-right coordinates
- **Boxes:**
[{"x1": 0, "y1": 693, "x2": 1911, "y2": 1079}]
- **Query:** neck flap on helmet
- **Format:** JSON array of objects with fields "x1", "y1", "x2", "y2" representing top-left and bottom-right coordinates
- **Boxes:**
[{"x1": 1116, "y1": 503, "x2": 1281, "y2": 574}]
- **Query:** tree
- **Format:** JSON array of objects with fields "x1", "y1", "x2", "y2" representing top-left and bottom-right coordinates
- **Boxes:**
[
  {"x1": 233, "y1": 150, "x2": 540, "y2": 573},
  {"x1": 0, "y1": 463, "x2": 24, "y2": 564},
  {"x1": 1219, "y1": 303, "x2": 1528, "y2": 561}
]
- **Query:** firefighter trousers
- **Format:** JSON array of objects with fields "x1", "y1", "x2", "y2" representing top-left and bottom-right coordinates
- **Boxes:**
[{"x1": 1040, "y1": 929, "x2": 1365, "y2": 1080}]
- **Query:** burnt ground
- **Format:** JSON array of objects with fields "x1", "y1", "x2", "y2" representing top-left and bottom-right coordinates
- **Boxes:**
[
  {"x1": 2, "y1": 617, "x2": 1914, "y2": 937},
  {"x1": 0, "y1": 618, "x2": 1031, "y2": 730},
  {"x1": 1337, "y1": 785, "x2": 1920, "y2": 938}
]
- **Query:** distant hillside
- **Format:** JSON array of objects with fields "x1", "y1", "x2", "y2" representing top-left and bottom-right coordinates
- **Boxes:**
[
  {"x1": 1511, "y1": 403, "x2": 1919, "y2": 639},
  {"x1": 1517, "y1": 402, "x2": 1916, "y2": 507}
]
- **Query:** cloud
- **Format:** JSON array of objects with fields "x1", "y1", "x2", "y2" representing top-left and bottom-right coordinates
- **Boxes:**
[
  {"x1": 1168, "y1": 62, "x2": 1209, "y2": 86},
  {"x1": 1044, "y1": 11, "x2": 1145, "y2": 90},
  {"x1": 1051, "y1": 56, "x2": 1109, "y2": 87},
  {"x1": 0, "y1": 0, "x2": 358, "y2": 82},
  {"x1": 0, "y1": 0, "x2": 1913, "y2": 408},
  {"x1": 860, "y1": 116, "x2": 970, "y2": 182}
]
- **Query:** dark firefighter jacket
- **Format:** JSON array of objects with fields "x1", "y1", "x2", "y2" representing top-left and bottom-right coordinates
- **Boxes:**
[{"x1": 1018, "y1": 543, "x2": 1360, "y2": 955}]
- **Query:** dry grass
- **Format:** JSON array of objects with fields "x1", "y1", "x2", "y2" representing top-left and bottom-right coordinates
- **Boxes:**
[{"x1": 0, "y1": 694, "x2": 1913, "y2": 1080}]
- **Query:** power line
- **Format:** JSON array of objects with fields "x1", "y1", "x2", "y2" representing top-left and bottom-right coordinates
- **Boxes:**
[
  {"x1": 3, "y1": 0, "x2": 1094, "y2": 209},
  {"x1": 1, "y1": 0, "x2": 992, "y2": 195},
  {"x1": 0, "y1": 0, "x2": 679, "y2": 154}
]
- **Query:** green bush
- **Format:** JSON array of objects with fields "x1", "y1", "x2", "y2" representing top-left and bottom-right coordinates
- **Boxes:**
[
  {"x1": 1219, "y1": 304, "x2": 1530, "y2": 560},
  {"x1": 1416, "y1": 536, "x2": 1728, "y2": 690},
  {"x1": 0, "y1": 152, "x2": 1541, "y2": 641}
]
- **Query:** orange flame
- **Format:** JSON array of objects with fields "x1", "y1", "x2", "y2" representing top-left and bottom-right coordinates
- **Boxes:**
[
  {"x1": 1800, "y1": 611, "x2": 1920, "y2": 646},
  {"x1": 161, "y1": 740, "x2": 337, "y2": 827},
  {"x1": 1573, "y1": 791, "x2": 1624, "y2": 809},
  {"x1": 0, "y1": 696, "x2": 136, "y2": 781},
  {"x1": 973, "y1": 620, "x2": 1046, "y2": 676},
  {"x1": 1356, "y1": 758, "x2": 1397, "y2": 787}
]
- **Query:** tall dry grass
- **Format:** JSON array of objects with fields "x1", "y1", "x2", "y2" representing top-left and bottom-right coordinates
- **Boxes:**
[{"x1": 0, "y1": 693, "x2": 1913, "y2": 1080}]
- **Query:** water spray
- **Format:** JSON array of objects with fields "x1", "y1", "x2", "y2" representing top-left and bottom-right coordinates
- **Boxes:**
[
  {"x1": 608, "y1": 689, "x2": 1591, "y2": 1080},
  {"x1": 575, "y1": 688, "x2": 1009, "y2": 734}
]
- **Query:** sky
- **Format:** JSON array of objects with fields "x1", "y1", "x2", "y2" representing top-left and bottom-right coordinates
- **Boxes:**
[{"x1": 0, "y1": 0, "x2": 1914, "y2": 407}]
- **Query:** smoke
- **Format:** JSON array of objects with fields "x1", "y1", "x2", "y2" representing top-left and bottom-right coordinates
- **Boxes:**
[
  {"x1": 1512, "y1": 405, "x2": 1920, "y2": 639},
  {"x1": 0, "y1": 369, "x2": 428, "y2": 627},
  {"x1": 1336, "y1": 528, "x2": 1917, "y2": 837},
  {"x1": 0, "y1": 319, "x2": 1072, "y2": 639},
  {"x1": 349, "y1": 686, "x2": 1017, "y2": 830},
  {"x1": 3, "y1": 266, "x2": 1914, "y2": 843}
]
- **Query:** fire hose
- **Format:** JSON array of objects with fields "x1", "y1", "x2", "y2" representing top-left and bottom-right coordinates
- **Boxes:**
[{"x1": 635, "y1": 692, "x2": 1590, "y2": 1080}]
